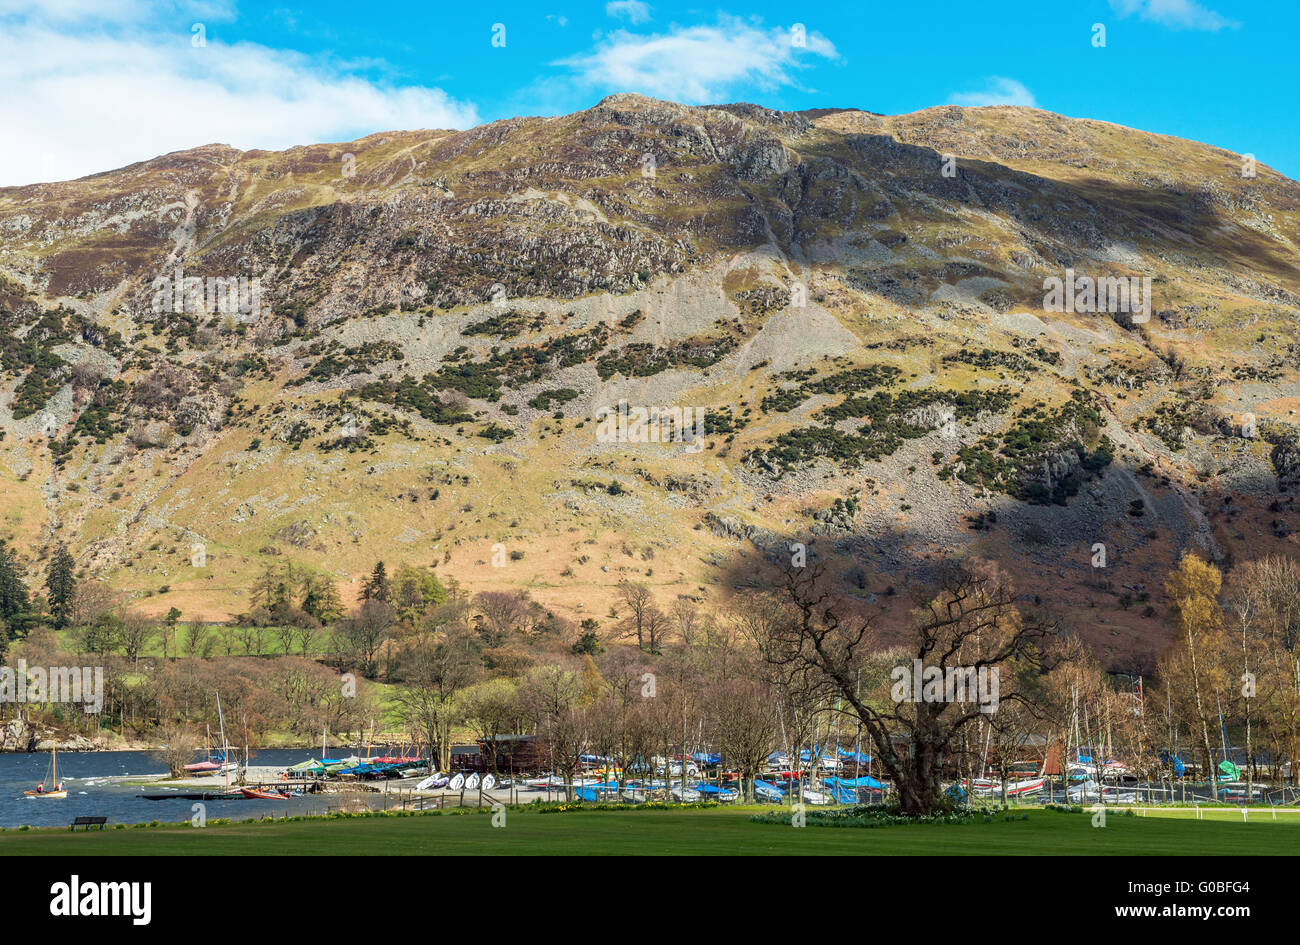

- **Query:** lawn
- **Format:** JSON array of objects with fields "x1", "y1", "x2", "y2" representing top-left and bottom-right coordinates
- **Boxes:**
[{"x1": 2, "y1": 806, "x2": 1296, "y2": 855}]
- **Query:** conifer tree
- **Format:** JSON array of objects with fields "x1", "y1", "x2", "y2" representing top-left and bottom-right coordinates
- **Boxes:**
[
  {"x1": 0, "y1": 541, "x2": 30, "y2": 633},
  {"x1": 45, "y1": 543, "x2": 76, "y2": 631},
  {"x1": 362, "y1": 560, "x2": 391, "y2": 603}
]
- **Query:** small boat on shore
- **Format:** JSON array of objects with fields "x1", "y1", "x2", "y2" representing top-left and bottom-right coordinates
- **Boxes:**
[
  {"x1": 240, "y1": 786, "x2": 289, "y2": 800},
  {"x1": 321, "y1": 756, "x2": 359, "y2": 775},
  {"x1": 1068, "y1": 780, "x2": 1139, "y2": 803},
  {"x1": 962, "y1": 777, "x2": 1045, "y2": 797},
  {"x1": 522, "y1": 775, "x2": 566, "y2": 790},
  {"x1": 285, "y1": 758, "x2": 328, "y2": 778},
  {"x1": 186, "y1": 725, "x2": 239, "y2": 776}
]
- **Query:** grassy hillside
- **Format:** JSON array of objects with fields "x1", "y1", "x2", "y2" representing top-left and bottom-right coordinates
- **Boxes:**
[{"x1": 2, "y1": 95, "x2": 1299, "y2": 666}]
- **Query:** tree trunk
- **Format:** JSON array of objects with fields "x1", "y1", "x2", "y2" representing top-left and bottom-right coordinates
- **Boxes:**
[
  {"x1": 1187, "y1": 632, "x2": 1215, "y2": 785},
  {"x1": 895, "y1": 736, "x2": 947, "y2": 816}
]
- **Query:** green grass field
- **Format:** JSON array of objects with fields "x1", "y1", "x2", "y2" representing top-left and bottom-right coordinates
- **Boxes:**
[
  {"x1": 2, "y1": 806, "x2": 1296, "y2": 855},
  {"x1": 56, "y1": 624, "x2": 320, "y2": 661}
]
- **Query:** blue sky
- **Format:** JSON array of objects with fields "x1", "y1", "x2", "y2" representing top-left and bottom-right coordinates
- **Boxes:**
[{"x1": 0, "y1": 0, "x2": 1295, "y2": 185}]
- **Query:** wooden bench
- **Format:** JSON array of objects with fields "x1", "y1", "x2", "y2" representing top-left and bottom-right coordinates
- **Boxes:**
[{"x1": 70, "y1": 816, "x2": 108, "y2": 831}]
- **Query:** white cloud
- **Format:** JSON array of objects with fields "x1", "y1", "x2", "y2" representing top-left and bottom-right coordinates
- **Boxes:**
[
  {"x1": 949, "y1": 77, "x2": 1037, "y2": 108},
  {"x1": 0, "y1": 16, "x2": 478, "y2": 186},
  {"x1": 1109, "y1": 0, "x2": 1238, "y2": 30},
  {"x1": 556, "y1": 16, "x2": 838, "y2": 103},
  {"x1": 605, "y1": 0, "x2": 651, "y2": 24},
  {"x1": 0, "y1": 0, "x2": 236, "y2": 26}
]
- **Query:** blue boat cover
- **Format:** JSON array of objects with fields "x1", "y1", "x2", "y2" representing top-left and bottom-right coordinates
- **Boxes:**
[
  {"x1": 800, "y1": 749, "x2": 835, "y2": 763},
  {"x1": 817, "y1": 780, "x2": 858, "y2": 803},
  {"x1": 824, "y1": 776, "x2": 883, "y2": 799},
  {"x1": 692, "y1": 782, "x2": 736, "y2": 797}
]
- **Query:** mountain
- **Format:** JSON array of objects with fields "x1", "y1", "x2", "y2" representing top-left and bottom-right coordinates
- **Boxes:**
[{"x1": 2, "y1": 93, "x2": 1298, "y2": 670}]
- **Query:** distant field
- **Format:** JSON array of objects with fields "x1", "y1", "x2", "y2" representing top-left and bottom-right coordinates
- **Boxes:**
[
  {"x1": 3, "y1": 806, "x2": 1297, "y2": 855},
  {"x1": 49, "y1": 629, "x2": 413, "y2": 734},
  {"x1": 55, "y1": 624, "x2": 317, "y2": 659}
]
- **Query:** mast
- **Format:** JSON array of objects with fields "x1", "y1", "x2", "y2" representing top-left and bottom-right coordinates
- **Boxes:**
[
  {"x1": 216, "y1": 690, "x2": 229, "y2": 791},
  {"x1": 1216, "y1": 694, "x2": 1230, "y2": 775},
  {"x1": 52, "y1": 744, "x2": 57, "y2": 787}
]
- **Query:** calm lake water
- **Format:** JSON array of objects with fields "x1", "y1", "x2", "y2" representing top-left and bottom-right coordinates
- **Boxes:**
[{"x1": 0, "y1": 749, "x2": 364, "y2": 828}]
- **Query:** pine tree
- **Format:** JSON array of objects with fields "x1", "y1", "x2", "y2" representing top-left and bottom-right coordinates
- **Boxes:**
[
  {"x1": 362, "y1": 561, "x2": 391, "y2": 603},
  {"x1": 45, "y1": 543, "x2": 77, "y2": 631},
  {"x1": 571, "y1": 618, "x2": 601, "y2": 655},
  {"x1": 0, "y1": 541, "x2": 30, "y2": 632},
  {"x1": 251, "y1": 562, "x2": 292, "y2": 613},
  {"x1": 302, "y1": 574, "x2": 344, "y2": 624}
]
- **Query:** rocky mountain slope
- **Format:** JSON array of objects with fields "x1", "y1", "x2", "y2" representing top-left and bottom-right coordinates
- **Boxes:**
[{"x1": 2, "y1": 93, "x2": 1299, "y2": 670}]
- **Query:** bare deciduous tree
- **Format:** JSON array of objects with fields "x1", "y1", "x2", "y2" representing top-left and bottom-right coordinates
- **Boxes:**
[
  {"x1": 152, "y1": 722, "x2": 201, "y2": 779},
  {"x1": 752, "y1": 552, "x2": 1049, "y2": 815},
  {"x1": 709, "y1": 674, "x2": 778, "y2": 802}
]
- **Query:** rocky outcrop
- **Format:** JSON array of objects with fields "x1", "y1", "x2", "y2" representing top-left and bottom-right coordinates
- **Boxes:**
[
  {"x1": 1, "y1": 719, "x2": 37, "y2": 752},
  {"x1": 811, "y1": 498, "x2": 859, "y2": 531},
  {"x1": 1272, "y1": 438, "x2": 1300, "y2": 490},
  {"x1": 34, "y1": 733, "x2": 97, "y2": 751},
  {"x1": 1, "y1": 719, "x2": 101, "y2": 752},
  {"x1": 902, "y1": 402, "x2": 954, "y2": 431},
  {"x1": 702, "y1": 511, "x2": 777, "y2": 551}
]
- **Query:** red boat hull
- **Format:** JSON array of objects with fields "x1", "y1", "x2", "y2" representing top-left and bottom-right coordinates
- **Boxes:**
[{"x1": 240, "y1": 787, "x2": 288, "y2": 799}]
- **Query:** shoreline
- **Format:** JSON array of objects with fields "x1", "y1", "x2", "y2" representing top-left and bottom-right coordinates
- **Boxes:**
[{"x1": 0, "y1": 738, "x2": 378, "y2": 754}]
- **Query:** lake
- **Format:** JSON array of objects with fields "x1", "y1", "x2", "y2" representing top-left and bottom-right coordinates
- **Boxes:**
[{"x1": 0, "y1": 748, "x2": 373, "y2": 828}]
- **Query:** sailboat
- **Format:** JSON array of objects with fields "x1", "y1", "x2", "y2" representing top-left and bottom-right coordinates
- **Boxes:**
[
  {"x1": 24, "y1": 745, "x2": 68, "y2": 798},
  {"x1": 185, "y1": 724, "x2": 239, "y2": 776},
  {"x1": 211, "y1": 691, "x2": 242, "y2": 798}
]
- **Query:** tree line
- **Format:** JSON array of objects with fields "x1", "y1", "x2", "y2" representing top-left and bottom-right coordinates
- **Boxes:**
[{"x1": 4, "y1": 537, "x2": 1300, "y2": 816}]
